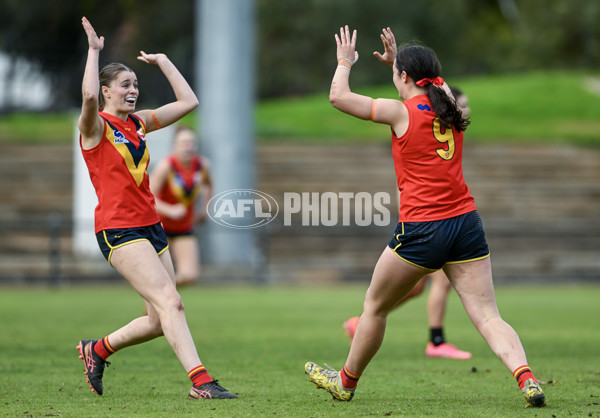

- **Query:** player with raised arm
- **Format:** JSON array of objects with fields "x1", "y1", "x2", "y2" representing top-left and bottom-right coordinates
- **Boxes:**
[
  {"x1": 304, "y1": 26, "x2": 545, "y2": 408},
  {"x1": 76, "y1": 17, "x2": 236, "y2": 400}
]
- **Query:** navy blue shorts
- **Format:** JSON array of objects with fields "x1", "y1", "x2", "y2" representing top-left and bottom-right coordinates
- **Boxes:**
[
  {"x1": 164, "y1": 228, "x2": 195, "y2": 239},
  {"x1": 387, "y1": 210, "x2": 490, "y2": 270},
  {"x1": 96, "y1": 222, "x2": 169, "y2": 265}
]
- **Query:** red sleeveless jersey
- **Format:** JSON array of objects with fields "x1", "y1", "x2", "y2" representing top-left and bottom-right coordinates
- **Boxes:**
[
  {"x1": 392, "y1": 95, "x2": 476, "y2": 222},
  {"x1": 81, "y1": 112, "x2": 160, "y2": 233},
  {"x1": 156, "y1": 155, "x2": 205, "y2": 234}
]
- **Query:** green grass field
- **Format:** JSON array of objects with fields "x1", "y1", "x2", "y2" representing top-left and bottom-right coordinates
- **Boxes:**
[
  {"x1": 1, "y1": 71, "x2": 599, "y2": 145},
  {"x1": 1, "y1": 284, "x2": 599, "y2": 417}
]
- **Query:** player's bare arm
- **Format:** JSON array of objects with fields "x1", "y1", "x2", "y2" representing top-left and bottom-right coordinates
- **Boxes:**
[
  {"x1": 135, "y1": 53, "x2": 198, "y2": 133},
  {"x1": 78, "y1": 17, "x2": 105, "y2": 150}
]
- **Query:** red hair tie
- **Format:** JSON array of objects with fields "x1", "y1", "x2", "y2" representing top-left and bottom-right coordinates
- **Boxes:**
[{"x1": 416, "y1": 77, "x2": 444, "y2": 87}]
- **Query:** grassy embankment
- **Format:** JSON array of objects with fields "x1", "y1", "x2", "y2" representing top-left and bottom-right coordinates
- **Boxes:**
[{"x1": 1, "y1": 71, "x2": 598, "y2": 145}]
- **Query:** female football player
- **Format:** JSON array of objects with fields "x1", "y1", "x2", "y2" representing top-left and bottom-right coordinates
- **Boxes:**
[
  {"x1": 305, "y1": 26, "x2": 545, "y2": 408},
  {"x1": 76, "y1": 16, "x2": 236, "y2": 400}
]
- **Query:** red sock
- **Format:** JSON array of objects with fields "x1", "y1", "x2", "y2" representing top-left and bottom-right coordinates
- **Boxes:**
[
  {"x1": 188, "y1": 365, "x2": 213, "y2": 387},
  {"x1": 340, "y1": 365, "x2": 361, "y2": 389},
  {"x1": 513, "y1": 365, "x2": 538, "y2": 389},
  {"x1": 93, "y1": 336, "x2": 116, "y2": 361}
]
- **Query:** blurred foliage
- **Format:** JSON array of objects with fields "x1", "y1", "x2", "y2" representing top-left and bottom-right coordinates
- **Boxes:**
[
  {"x1": 0, "y1": 0, "x2": 598, "y2": 109},
  {"x1": 2, "y1": 71, "x2": 598, "y2": 144},
  {"x1": 0, "y1": 0, "x2": 195, "y2": 110}
]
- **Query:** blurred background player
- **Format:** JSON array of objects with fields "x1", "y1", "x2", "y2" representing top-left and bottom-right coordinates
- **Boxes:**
[
  {"x1": 150, "y1": 125, "x2": 212, "y2": 287},
  {"x1": 343, "y1": 86, "x2": 473, "y2": 361}
]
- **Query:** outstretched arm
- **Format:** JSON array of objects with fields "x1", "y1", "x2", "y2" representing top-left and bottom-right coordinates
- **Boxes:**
[
  {"x1": 135, "y1": 52, "x2": 198, "y2": 133},
  {"x1": 78, "y1": 17, "x2": 105, "y2": 149},
  {"x1": 329, "y1": 25, "x2": 373, "y2": 120}
]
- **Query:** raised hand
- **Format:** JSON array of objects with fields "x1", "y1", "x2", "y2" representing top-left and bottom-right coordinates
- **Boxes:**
[
  {"x1": 373, "y1": 27, "x2": 397, "y2": 67},
  {"x1": 81, "y1": 17, "x2": 104, "y2": 51},
  {"x1": 335, "y1": 25, "x2": 359, "y2": 66},
  {"x1": 137, "y1": 51, "x2": 167, "y2": 65}
]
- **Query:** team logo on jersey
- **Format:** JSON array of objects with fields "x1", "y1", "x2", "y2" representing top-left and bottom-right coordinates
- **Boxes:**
[
  {"x1": 137, "y1": 128, "x2": 146, "y2": 141},
  {"x1": 417, "y1": 104, "x2": 432, "y2": 111},
  {"x1": 113, "y1": 129, "x2": 130, "y2": 144}
]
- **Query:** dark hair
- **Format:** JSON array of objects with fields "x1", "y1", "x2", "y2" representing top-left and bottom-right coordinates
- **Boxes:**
[
  {"x1": 395, "y1": 44, "x2": 469, "y2": 132},
  {"x1": 98, "y1": 63, "x2": 134, "y2": 111}
]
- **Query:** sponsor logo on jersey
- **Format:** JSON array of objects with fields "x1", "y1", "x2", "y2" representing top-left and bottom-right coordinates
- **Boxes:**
[{"x1": 113, "y1": 129, "x2": 130, "y2": 144}]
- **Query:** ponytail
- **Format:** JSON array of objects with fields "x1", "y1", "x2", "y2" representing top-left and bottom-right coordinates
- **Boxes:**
[
  {"x1": 426, "y1": 84, "x2": 470, "y2": 132},
  {"x1": 395, "y1": 45, "x2": 469, "y2": 132}
]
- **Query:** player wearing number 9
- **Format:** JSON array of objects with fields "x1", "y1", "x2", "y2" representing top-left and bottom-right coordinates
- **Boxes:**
[{"x1": 304, "y1": 26, "x2": 546, "y2": 408}]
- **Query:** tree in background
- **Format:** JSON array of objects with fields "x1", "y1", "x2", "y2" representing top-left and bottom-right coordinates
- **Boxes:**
[
  {"x1": 0, "y1": 0, "x2": 598, "y2": 111},
  {"x1": 0, "y1": 0, "x2": 194, "y2": 111}
]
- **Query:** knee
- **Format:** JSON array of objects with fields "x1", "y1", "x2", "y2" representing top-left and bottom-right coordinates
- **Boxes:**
[
  {"x1": 154, "y1": 290, "x2": 185, "y2": 316},
  {"x1": 363, "y1": 290, "x2": 392, "y2": 318},
  {"x1": 167, "y1": 293, "x2": 185, "y2": 313}
]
